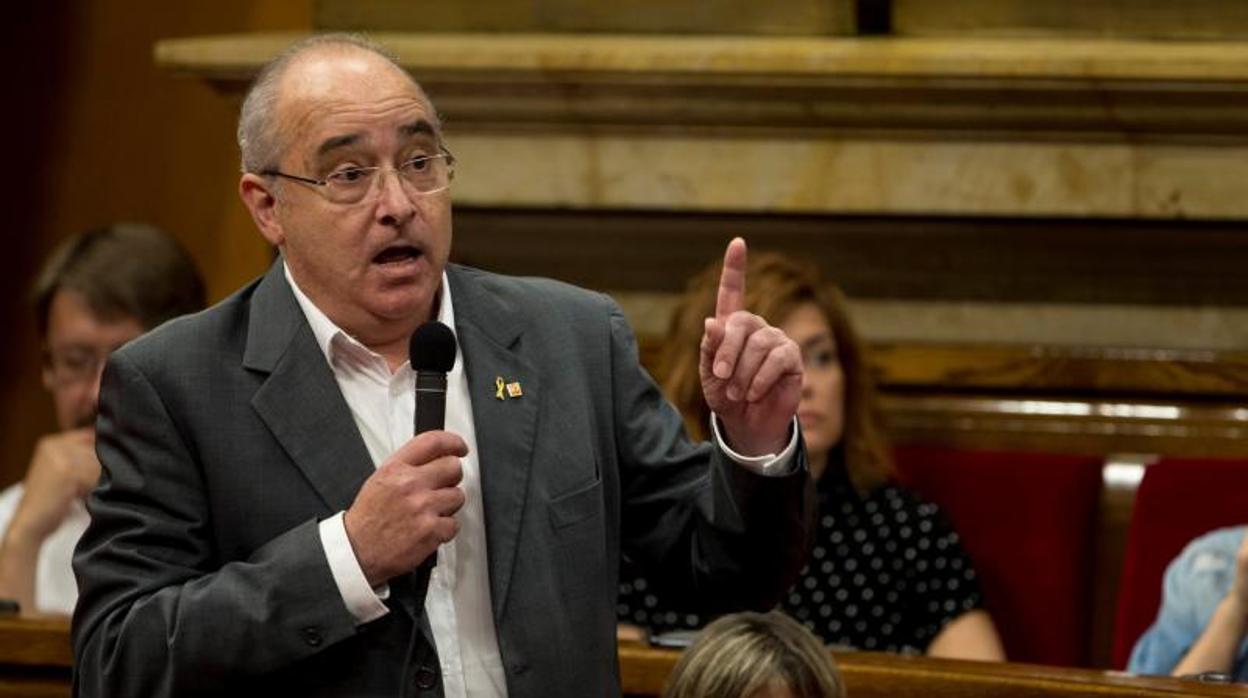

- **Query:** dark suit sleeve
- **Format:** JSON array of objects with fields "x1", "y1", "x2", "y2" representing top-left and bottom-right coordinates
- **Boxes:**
[
  {"x1": 72, "y1": 353, "x2": 357, "y2": 697},
  {"x1": 607, "y1": 302, "x2": 815, "y2": 614}
]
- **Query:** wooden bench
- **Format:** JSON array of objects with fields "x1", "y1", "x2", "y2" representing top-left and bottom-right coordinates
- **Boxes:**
[
  {"x1": 2, "y1": 617, "x2": 1242, "y2": 698},
  {"x1": 619, "y1": 641, "x2": 1248, "y2": 697},
  {"x1": 0, "y1": 617, "x2": 71, "y2": 698}
]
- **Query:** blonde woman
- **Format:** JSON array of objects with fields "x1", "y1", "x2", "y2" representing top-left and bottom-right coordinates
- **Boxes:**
[{"x1": 664, "y1": 611, "x2": 846, "y2": 698}]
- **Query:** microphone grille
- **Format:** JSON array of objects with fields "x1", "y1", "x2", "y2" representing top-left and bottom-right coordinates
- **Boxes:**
[{"x1": 409, "y1": 321, "x2": 457, "y2": 373}]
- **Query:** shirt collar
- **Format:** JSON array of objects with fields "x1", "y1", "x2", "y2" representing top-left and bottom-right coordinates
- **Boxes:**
[{"x1": 284, "y1": 261, "x2": 456, "y2": 369}]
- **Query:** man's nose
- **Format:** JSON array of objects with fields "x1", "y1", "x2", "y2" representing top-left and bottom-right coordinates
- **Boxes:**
[{"x1": 375, "y1": 167, "x2": 416, "y2": 226}]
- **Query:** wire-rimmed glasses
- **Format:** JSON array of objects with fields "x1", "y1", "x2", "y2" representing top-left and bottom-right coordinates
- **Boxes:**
[{"x1": 261, "y1": 152, "x2": 456, "y2": 204}]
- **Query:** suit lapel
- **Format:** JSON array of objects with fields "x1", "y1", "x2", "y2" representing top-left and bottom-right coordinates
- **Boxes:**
[
  {"x1": 448, "y1": 267, "x2": 539, "y2": 620},
  {"x1": 244, "y1": 262, "x2": 375, "y2": 513},
  {"x1": 242, "y1": 263, "x2": 540, "y2": 621}
]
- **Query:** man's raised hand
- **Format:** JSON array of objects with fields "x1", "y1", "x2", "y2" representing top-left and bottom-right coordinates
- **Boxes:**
[{"x1": 699, "y1": 238, "x2": 802, "y2": 456}]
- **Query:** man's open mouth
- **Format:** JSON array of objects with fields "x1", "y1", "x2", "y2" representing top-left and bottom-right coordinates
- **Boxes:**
[{"x1": 373, "y1": 245, "x2": 422, "y2": 265}]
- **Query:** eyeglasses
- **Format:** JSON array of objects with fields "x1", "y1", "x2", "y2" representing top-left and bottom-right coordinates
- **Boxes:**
[
  {"x1": 43, "y1": 346, "x2": 111, "y2": 387},
  {"x1": 261, "y1": 152, "x2": 456, "y2": 205}
]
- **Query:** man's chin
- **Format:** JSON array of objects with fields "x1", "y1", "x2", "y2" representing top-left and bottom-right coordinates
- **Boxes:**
[{"x1": 365, "y1": 286, "x2": 438, "y2": 324}]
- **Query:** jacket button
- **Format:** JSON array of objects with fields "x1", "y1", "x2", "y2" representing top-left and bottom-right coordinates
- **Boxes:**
[
  {"x1": 301, "y1": 626, "x2": 323, "y2": 647},
  {"x1": 414, "y1": 665, "x2": 438, "y2": 690}
]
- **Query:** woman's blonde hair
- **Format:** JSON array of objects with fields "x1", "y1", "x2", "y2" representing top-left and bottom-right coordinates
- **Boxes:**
[
  {"x1": 663, "y1": 611, "x2": 847, "y2": 698},
  {"x1": 656, "y1": 251, "x2": 893, "y2": 493}
]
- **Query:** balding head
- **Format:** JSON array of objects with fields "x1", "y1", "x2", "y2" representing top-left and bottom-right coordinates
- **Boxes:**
[
  {"x1": 237, "y1": 33, "x2": 439, "y2": 174},
  {"x1": 234, "y1": 31, "x2": 455, "y2": 357}
]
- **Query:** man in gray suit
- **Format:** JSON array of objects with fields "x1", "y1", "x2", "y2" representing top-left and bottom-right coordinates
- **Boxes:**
[{"x1": 72, "y1": 35, "x2": 814, "y2": 697}]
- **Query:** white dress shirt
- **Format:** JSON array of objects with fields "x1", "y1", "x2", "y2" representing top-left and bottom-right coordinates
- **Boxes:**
[
  {"x1": 286, "y1": 265, "x2": 797, "y2": 697},
  {"x1": 291, "y1": 268, "x2": 505, "y2": 697},
  {"x1": 0, "y1": 483, "x2": 88, "y2": 615}
]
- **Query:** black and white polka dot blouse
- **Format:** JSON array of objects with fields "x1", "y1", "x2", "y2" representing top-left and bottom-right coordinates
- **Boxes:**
[{"x1": 617, "y1": 465, "x2": 985, "y2": 654}]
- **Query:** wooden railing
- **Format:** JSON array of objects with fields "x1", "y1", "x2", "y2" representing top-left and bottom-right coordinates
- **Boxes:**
[
  {"x1": 873, "y1": 342, "x2": 1248, "y2": 458},
  {"x1": 636, "y1": 336, "x2": 1248, "y2": 459},
  {"x1": 619, "y1": 641, "x2": 1248, "y2": 697},
  {"x1": 2, "y1": 618, "x2": 1242, "y2": 698},
  {"x1": 0, "y1": 617, "x2": 71, "y2": 698}
]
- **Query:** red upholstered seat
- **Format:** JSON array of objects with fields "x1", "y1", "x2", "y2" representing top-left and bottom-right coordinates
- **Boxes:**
[
  {"x1": 1111, "y1": 457, "x2": 1248, "y2": 669},
  {"x1": 893, "y1": 447, "x2": 1104, "y2": 666}
]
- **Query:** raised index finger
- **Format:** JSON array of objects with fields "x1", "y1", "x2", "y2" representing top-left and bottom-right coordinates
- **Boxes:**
[{"x1": 715, "y1": 237, "x2": 748, "y2": 321}]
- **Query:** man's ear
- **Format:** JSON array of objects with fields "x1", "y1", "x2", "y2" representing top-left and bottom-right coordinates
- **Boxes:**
[{"x1": 239, "y1": 174, "x2": 285, "y2": 247}]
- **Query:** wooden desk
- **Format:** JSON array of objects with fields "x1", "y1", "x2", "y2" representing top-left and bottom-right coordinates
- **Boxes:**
[
  {"x1": 2, "y1": 618, "x2": 1243, "y2": 697},
  {"x1": 619, "y1": 642, "x2": 1248, "y2": 697},
  {"x1": 0, "y1": 616, "x2": 71, "y2": 698}
]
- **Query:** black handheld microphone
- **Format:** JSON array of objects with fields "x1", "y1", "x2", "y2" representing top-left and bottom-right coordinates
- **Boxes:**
[
  {"x1": 411, "y1": 321, "x2": 457, "y2": 436},
  {"x1": 409, "y1": 321, "x2": 457, "y2": 605}
]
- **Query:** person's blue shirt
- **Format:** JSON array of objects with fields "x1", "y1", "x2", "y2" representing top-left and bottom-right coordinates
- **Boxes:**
[{"x1": 1128, "y1": 526, "x2": 1248, "y2": 681}]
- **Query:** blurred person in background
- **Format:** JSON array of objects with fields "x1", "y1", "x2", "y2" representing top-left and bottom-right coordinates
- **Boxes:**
[
  {"x1": 1129, "y1": 525, "x2": 1248, "y2": 682},
  {"x1": 0, "y1": 223, "x2": 204, "y2": 615},
  {"x1": 618, "y1": 252, "x2": 1005, "y2": 660}
]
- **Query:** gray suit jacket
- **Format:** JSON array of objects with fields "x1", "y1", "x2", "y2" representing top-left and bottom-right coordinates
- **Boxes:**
[{"x1": 72, "y1": 262, "x2": 814, "y2": 697}]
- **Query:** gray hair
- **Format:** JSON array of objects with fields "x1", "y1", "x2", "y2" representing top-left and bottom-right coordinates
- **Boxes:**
[{"x1": 236, "y1": 33, "x2": 437, "y2": 174}]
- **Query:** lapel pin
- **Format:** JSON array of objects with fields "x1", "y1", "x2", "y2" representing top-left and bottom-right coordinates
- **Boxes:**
[
  {"x1": 506, "y1": 381, "x2": 523, "y2": 398},
  {"x1": 495, "y1": 376, "x2": 506, "y2": 400}
]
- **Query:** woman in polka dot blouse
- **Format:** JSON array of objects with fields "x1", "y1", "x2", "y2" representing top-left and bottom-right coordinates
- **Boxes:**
[{"x1": 618, "y1": 252, "x2": 1006, "y2": 660}]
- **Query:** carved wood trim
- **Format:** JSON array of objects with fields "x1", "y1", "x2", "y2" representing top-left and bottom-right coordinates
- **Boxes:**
[{"x1": 157, "y1": 32, "x2": 1248, "y2": 141}]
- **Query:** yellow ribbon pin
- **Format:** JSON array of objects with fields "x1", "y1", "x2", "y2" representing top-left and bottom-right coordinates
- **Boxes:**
[{"x1": 495, "y1": 376, "x2": 506, "y2": 400}]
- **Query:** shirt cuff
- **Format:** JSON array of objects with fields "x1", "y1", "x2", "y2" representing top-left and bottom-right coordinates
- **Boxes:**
[
  {"x1": 318, "y1": 511, "x2": 391, "y2": 625},
  {"x1": 709, "y1": 415, "x2": 800, "y2": 477}
]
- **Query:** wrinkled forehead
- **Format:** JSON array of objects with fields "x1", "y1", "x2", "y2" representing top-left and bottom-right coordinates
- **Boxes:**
[
  {"x1": 274, "y1": 48, "x2": 439, "y2": 157},
  {"x1": 283, "y1": 47, "x2": 428, "y2": 102}
]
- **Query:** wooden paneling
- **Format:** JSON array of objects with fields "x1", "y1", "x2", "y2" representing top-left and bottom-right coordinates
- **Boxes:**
[
  {"x1": 894, "y1": 1, "x2": 1248, "y2": 40},
  {"x1": 870, "y1": 344, "x2": 1248, "y2": 399},
  {"x1": 0, "y1": 618, "x2": 70, "y2": 698},
  {"x1": 6, "y1": 618, "x2": 1243, "y2": 698},
  {"x1": 636, "y1": 332, "x2": 1248, "y2": 459},
  {"x1": 0, "y1": 618, "x2": 71, "y2": 669},
  {"x1": 156, "y1": 32, "x2": 1248, "y2": 143},
  {"x1": 0, "y1": 4, "x2": 78, "y2": 504},
  {"x1": 872, "y1": 342, "x2": 1248, "y2": 459},
  {"x1": 314, "y1": 0, "x2": 855, "y2": 36},
  {"x1": 1, "y1": 1, "x2": 310, "y2": 487},
  {"x1": 882, "y1": 394, "x2": 1248, "y2": 458},
  {"x1": 451, "y1": 208, "x2": 1248, "y2": 307}
]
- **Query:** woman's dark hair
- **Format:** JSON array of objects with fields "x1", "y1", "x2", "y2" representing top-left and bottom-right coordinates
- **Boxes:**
[{"x1": 657, "y1": 251, "x2": 892, "y2": 493}]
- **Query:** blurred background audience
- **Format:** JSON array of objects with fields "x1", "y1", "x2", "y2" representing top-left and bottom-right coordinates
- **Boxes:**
[
  {"x1": 1129, "y1": 526, "x2": 1248, "y2": 681},
  {"x1": 0, "y1": 223, "x2": 204, "y2": 615}
]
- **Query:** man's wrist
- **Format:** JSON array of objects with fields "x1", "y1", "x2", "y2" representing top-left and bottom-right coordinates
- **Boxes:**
[
  {"x1": 710, "y1": 415, "x2": 800, "y2": 476},
  {"x1": 716, "y1": 419, "x2": 790, "y2": 458}
]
